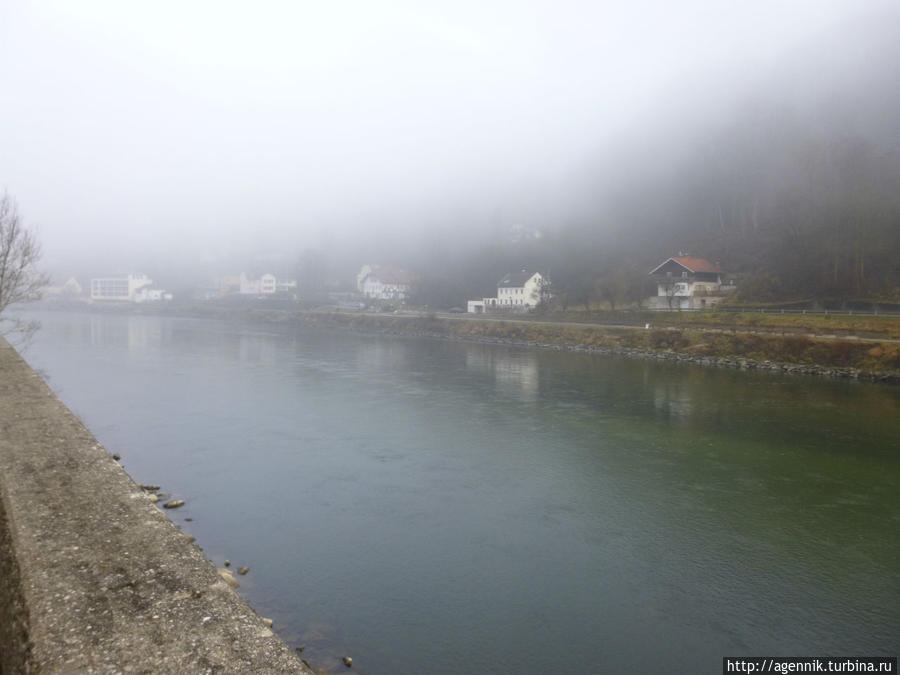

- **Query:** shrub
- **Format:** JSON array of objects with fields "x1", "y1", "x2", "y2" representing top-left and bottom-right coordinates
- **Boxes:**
[
  {"x1": 649, "y1": 329, "x2": 688, "y2": 350},
  {"x1": 777, "y1": 335, "x2": 813, "y2": 360}
]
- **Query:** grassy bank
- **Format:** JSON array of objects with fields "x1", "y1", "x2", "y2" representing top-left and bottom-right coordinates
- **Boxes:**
[
  {"x1": 521, "y1": 309, "x2": 900, "y2": 340},
  {"x1": 287, "y1": 311, "x2": 900, "y2": 379}
]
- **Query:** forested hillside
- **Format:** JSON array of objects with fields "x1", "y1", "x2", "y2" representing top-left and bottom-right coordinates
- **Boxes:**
[{"x1": 406, "y1": 11, "x2": 900, "y2": 309}]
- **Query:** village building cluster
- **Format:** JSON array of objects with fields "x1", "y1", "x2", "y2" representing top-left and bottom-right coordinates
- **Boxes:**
[
  {"x1": 41, "y1": 255, "x2": 733, "y2": 311},
  {"x1": 210, "y1": 273, "x2": 298, "y2": 298}
]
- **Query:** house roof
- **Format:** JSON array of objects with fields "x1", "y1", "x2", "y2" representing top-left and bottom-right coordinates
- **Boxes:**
[
  {"x1": 498, "y1": 271, "x2": 541, "y2": 287},
  {"x1": 366, "y1": 266, "x2": 412, "y2": 285},
  {"x1": 649, "y1": 256, "x2": 721, "y2": 275}
]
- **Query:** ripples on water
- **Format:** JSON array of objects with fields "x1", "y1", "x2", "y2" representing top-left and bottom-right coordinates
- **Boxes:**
[{"x1": 20, "y1": 312, "x2": 900, "y2": 673}]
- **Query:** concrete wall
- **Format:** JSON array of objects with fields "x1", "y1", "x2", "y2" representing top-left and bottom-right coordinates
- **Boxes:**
[{"x1": 0, "y1": 338, "x2": 314, "y2": 674}]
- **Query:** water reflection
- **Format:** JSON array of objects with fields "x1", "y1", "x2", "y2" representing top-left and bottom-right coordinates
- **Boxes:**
[
  {"x1": 235, "y1": 332, "x2": 281, "y2": 365},
  {"x1": 353, "y1": 339, "x2": 413, "y2": 373},
  {"x1": 652, "y1": 378, "x2": 695, "y2": 421},
  {"x1": 87, "y1": 315, "x2": 170, "y2": 352},
  {"x1": 465, "y1": 345, "x2": 539, "y2": 401}
]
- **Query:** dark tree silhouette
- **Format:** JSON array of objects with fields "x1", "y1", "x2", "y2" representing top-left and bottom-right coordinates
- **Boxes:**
[{"x1": 0, "y1": 193, "x2": 49, "y2": 341}]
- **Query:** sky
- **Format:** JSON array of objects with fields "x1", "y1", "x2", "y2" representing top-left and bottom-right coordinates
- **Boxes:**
[{"x1": 0, "y1": 0, "x2": 893, "y2": 276}]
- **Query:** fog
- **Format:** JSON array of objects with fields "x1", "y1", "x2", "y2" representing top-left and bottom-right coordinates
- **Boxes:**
[{"x1": 1, "y1": 0, "x2": 897, "y2": 288}]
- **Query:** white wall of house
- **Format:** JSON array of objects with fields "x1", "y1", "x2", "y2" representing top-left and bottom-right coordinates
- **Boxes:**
[
  {"x1": 358, "y1": 265, "x2": 412, "y2": 301},
  {"x1": 134, "y1": 287, "x2": 173, "y2": 303},
  {"x1": 653, "y1": 281, "x2": 726, "y2": 309},
  {"x1": 239, "y1": 273, "x2": 260, "y2": 295},
  {"x1": 90, "y1": 274, "x2": 153, "y2": 302},
  {"x1": 356, "y1": 265, "x2": 372, "y2": 293},
  {"x1": 260, "y1": 273, "x2": 276, "y2": 294},
  {"x1": 362, "y1": 277, "x2": 409, "y2": 301},
  {"x1": 276, "y1": 280, "x2": 297, "y2": 293},
  {"x1": 239, "y1": 272, "x2": 280, "y2": 295},
  {"x1": 497, "y1": 273, "x2": 545, "y2": 309},
  {"x1": 469, "y1": 297, "x2": 499, "y2": 313},
  {"x1": 231, "y1": 273, "x2": 295, "y2": 296},
  {"x1": 656, "y1": 280, "x2": 721, "y2": 298}
]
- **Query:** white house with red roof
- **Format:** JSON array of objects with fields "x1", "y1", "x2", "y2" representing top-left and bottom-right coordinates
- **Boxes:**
[
  {"x1": 648, "y1": 256, "x2": 727, "y2": 309},
  {"x1": 357, "y1": 265, "x2": 413, "y2": 302}
]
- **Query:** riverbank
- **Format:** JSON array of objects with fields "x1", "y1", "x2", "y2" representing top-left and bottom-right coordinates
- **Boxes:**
[
  {"x1": 0, "y1": 337, "x2": 314, "y2": 674},
  {"x1": 257, "y1": 310, "x2": 900, "y2": 383},
  {"x1": 13, "y1": 308, "x2": 900, "y2": 671},
  {"x1": 29, "y1": 303, "x2": 900, "y2": 381},
  {"x1": 520, "y1": 307, "x2": 900, "y2": 340}
]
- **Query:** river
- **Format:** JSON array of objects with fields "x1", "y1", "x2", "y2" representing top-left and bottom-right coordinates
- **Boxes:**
[{"x1": 16, "y1": 310, "x2": 900, "y2": 673}]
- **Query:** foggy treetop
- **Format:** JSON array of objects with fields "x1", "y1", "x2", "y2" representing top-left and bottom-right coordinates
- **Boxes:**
[{"x1": 1, "y1": 1, "x2": 898, "y2": 302}]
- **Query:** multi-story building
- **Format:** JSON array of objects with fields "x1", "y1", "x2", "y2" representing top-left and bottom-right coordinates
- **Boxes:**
[
  {"x1": 468, "y1": 271, "x2": 549, "y2": 313},
  {"x1": 90, "y1": 274, "x2": 154, "y2": 302},
  {"x1": 648, "y1": 256, "x2": 727, "y2": 309},
  {"x1": 357, "y1": 265, "x2": 413, "y2": 302}
]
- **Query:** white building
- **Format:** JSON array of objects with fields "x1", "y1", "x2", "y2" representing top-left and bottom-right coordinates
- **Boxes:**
[
  {"x1": 44, "y1": 277, "x2": 84, "y2": 300},
  {"x1": 276, "y1": 279, "x2": 298, "y2": 294},
  {"x1": 356, "y1": 265, "x2": 374, "y2": 293},
  {"x1": 91, "y1": 274, "x2": 159, "y2": 302},
  {"x1": 214, "y1": 275, "x2": 242, "y2": 296},
  {"x1": 357, "y1": 265, "x2": 413, "y2": 301},
  {"x1": 209, "y1": 273, "x2": 296, "y2": 297},
  {"x1": 134, "y1": 286, "x2": 173, "y2": 303},
  {"x1": 468, "y1": 271, "x2": 549, "y2": 313},
  {"x1": 239, "y1": 272, "x2": 274, "y2": 295}
]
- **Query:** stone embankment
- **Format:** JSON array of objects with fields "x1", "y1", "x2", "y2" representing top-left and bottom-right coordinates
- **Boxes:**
[
  {"x1": 489, "y1": 340, "x2": 894, "y2": 380},
  {"x1": 0, "y1": 338, "x2": 314, "y2": 674}
]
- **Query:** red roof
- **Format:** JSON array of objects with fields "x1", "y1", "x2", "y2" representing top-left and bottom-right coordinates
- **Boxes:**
[
  {"x1": 650, "y1": 256, "x2": 721, "y2": 274},
  {"x1": 672, "y1": 256, "x2": 720, "y2": 273}
]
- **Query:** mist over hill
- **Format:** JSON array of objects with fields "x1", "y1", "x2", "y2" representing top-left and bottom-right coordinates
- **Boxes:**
[{"x1": 2, "y1": 1, "x2": 898, "y2": 306}]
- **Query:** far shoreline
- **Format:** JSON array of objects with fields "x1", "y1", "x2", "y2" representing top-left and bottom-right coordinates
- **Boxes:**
[{"x1": 25, "y1": 302, "x2": 900, "y2": 384}]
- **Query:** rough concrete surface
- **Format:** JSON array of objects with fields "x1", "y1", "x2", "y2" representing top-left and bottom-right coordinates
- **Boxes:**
[{"x1": 0, "y1": 338, "x2": 314, "y2": 674}]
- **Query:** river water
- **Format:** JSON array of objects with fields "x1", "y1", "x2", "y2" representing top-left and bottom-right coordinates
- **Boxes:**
[{"x1": 16, "y1": 311, "x2": 900, "y2": 673}]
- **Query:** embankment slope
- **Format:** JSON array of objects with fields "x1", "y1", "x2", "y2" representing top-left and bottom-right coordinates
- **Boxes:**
[
  {"x1": 284, "y1": 311, "x2": 900, "y2": 382},
  {"x1": 0, "y1": 338, "x2": 312, "y2": 674}
]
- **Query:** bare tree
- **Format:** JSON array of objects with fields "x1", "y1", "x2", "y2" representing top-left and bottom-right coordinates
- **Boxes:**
[{"x1": 0, "y1": 193, "x2": 49, "y2": 342}]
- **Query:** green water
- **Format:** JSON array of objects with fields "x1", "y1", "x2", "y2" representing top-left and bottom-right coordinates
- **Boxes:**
[{"x1": 19, "y1": 311, "x2": 900, "y2": 673}]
